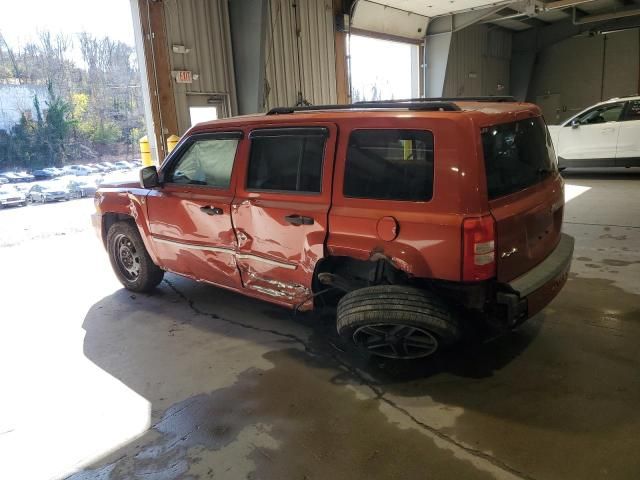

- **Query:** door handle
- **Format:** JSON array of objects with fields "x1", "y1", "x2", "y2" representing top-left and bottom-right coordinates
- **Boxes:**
[
  {"x1": 200, "y1": 205, "x2": 223, "y2": 216},
  {"x1": 284, "y1": 214, "x2": 314, "y2": 226}
]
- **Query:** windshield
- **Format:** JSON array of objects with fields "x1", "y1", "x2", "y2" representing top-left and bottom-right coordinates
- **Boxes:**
[{"x1": 482, "y1": 117, "x2": 557, "y2": 200}]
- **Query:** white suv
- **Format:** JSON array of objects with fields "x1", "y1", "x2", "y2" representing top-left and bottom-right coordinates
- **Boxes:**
[{"x1": 547, "y1": 96, "x2": 640, "y2": 168}]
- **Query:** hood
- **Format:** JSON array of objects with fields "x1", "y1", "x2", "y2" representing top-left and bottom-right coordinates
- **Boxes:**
[
  {"x1": 98, "y1": 180, "x2": 140, "y2": 189},
  {"x1": 0, "y1": 190, "x2": 24, "y2": 199}
]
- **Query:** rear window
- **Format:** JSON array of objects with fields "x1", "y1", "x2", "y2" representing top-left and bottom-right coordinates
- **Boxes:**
[
  {"x1": 344, "y1": 129, "x2": 434, "y2": 201},
  {"x1": 482, "y1": 117, "x2": 556, "y2": 200}
]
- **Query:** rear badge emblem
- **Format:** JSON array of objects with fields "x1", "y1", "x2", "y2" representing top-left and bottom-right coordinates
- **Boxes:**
[{"x1": 501, "y1": 247, "x2": 518, "y2": 258}]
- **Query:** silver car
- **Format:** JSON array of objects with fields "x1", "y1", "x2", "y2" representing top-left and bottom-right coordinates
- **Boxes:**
[
  {"x1": 0, "y1": 185, "x2": 27, "y2": 208},
  {"x1": 28, "y1": 183, "x2": 71, "y2": 203}
]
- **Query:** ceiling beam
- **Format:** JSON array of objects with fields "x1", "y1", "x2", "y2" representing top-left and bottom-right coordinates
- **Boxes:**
[
  {"x1": 427, "y1": 5, "x2": 508, "y2": 35},
  {"x1": 574, "y1": 6, "x2": 640, "y2": 24},
  {"x1": 543, "y1": 0, "x2": 593, "y2": 9}
]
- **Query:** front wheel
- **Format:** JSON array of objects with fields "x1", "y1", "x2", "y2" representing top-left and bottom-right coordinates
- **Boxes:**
[
  {"x1": 106, "y1": 221, "x2": 164, "y2": 292},
  {"x1": 336, "y1": 285, "x2": 461, "y2": 360}
]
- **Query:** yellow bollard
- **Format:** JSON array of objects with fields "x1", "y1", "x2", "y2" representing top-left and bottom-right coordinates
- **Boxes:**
[
  {"x1": 167, "y1": 134, "x2": 180, "y2": 154},
  {"x1": 139, "y1": 135, "x2": 153, "y2": 167}
]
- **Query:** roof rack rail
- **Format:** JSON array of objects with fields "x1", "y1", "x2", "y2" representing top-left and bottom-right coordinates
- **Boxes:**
[
  {"x1": 266, "y1": 101, "x2": 461, "y2": 115},
  {"x1": 354, "y1": 96, "x2": 517, "y2": 104}
]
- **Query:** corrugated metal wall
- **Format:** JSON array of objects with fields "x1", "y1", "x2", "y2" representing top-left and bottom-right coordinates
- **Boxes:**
[
  {"x1": 163, "y1": 0, "x2": 237, "y2": 133},
  {"x1": 264, "y1": 0, "x2": 337, "y2": 110},
  {"x1": 443, "y1": 25, "x2": 512, "y2": 97},
  {"x1": 528, "y1": 29, "x2": 640, "y2": 123}
]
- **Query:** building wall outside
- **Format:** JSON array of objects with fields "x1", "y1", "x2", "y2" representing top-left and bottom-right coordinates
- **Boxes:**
[
  {"x1": 528, "y1": 29, "x2": 640, "y2": 124},
  {"x1": 163, "y1": 0, "x2": 237, "y2": 134},
  {"x1": 443, "y1": 25, "x2": 512, "y2": 98},
  {"x1": 0, "y1": 85, "x2": 47, "y2": 132}
]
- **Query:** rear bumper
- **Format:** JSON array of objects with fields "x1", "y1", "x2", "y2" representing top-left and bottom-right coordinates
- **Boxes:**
[
  {"x1": 497, "y1": 233, "x2": 574, "y2": 325},
  {"x1": 0, "y1": 199, "x2": 24, "y2": 206}
]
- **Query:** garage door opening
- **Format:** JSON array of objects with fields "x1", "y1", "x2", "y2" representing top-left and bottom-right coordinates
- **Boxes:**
[{"x1": 349, "y1": 34, "x2": 420, "y2": 102}]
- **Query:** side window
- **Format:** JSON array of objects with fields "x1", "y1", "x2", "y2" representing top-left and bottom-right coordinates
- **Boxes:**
[
  {"x1": 247, "y1": 128, "x2": 327, "y2": 193},
  {"x1": 344, "y1": 129, "x2": 434, "y2": 201},
  {"x1": 622, "y1": 100, "x2": 640, "y2": 122},
  {"x1": 574, "y1": 103, "x2": 624, "y2": 125},
  {"x1": 167, "y1": 137, "x2": 239, "y2": 188}
]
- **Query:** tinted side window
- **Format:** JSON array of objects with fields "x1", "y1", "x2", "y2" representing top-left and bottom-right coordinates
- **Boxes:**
[
  {"x1": 247, "y1": 130, "x2": 326, "y2": 193},
  {"x1": 482, "y1": 117, "x2": 557, "y2": 200},
  {"x1": 622, "y1": 100, "x2": 640, "y2": 121},
  {"x1": 167, "y1": 138, "x2": 238, "y2": 188},
  {"x1": 344, "y1": 130, "x2": 434, "y2": 201},
  {"x1": 574, "y1": 103, "x2": 624, "y2": 125}
]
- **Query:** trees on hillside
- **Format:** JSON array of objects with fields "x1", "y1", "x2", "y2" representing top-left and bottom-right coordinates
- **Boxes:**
[{"x1": 0, "y1": 30, "x2": 144, "y2": 170}]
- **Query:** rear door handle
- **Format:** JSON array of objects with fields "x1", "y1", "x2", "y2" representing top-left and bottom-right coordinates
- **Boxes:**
[
  {"x1": 200, "y1": 205, "x2": 223, "y2": 216},
  {"x1": 284, "y1": 214, "x2": 314, "y2": 226}
]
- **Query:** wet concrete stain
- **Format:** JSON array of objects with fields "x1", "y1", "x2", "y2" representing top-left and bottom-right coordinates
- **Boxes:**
[
  {"x1": 575, "y1": 257, "x2": 592, "y2": 262},
  {"x1": 598, "y1": 234, "x2": 627, "y2": 241},
  {"x1": 72, "y1": 276, "x2": 640, "y2": 480},
  {"x1": 69, "y1": 351, "x2": 501, "y2": 480},
  {"x1": 585, "y1": 263, "x2": 601, "y2": 268},
  {"x1": 601, "y1": 259, "x2": 640, "y2": 267}
]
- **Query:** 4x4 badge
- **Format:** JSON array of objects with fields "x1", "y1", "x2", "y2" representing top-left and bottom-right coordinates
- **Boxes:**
[{"x1": 501, "y1": 247, "x2": 518, "y2": 258}]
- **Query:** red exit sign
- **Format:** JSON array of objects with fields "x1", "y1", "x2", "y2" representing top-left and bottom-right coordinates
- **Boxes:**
[{"x1": 175, "y1": 70, "x2": 193, "y2": 83}]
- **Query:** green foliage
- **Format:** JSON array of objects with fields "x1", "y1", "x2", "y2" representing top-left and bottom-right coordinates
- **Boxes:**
[
  {"x1": 91, "y1": 121, "x2": 122, "y2": 145},
  {"x1": 0, "y1": 30, "x2": 145, "y2": 169}
]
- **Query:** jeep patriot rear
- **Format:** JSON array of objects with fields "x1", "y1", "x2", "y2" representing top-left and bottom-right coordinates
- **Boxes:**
[{"x1": 93, "y1": 98, "x2": 574, "y2": 360}]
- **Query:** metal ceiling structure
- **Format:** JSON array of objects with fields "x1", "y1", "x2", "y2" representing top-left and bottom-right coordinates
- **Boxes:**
[{"x1": 350, "y1": 0, "x2": 640, "y2": 38}]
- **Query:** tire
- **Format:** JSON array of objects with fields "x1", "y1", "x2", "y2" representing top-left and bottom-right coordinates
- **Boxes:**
[
  {"x1": 106, "y1": 221, "x2": 164, "y2": 292},
  {"x1": 336, "y1": 285, "x2": 461, "y2": 360}
]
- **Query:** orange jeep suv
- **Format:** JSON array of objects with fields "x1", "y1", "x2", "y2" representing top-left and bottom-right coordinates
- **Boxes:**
[{"x1": 93, "y1": 98, "x2": 574, "y2": 360}]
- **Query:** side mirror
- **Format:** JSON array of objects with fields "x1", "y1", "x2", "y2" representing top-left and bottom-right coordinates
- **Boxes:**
[
  {"x1": 570, "y1": 119, "x2": 581, "y2": 129},
  {"x1": 140, "y1": 166, "x2": 160, "y2": 189}
]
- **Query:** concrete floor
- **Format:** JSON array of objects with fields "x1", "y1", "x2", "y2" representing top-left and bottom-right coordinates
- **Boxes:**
[{"x1": 0, "y1": 168, "x2": 639, "y2": 480}]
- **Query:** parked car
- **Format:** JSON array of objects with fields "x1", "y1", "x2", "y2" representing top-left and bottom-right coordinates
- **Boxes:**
[
  {"x1": 15, "y1": 172, "x2": 35, "y2": 182},
  {"x1": 93, "y1": 98, "x2": 573, "y2": 360},
  {"x1": 89, "y1": 163, "x2": 110, "y2": 173},
  {"x1": 42, "y1": 167, "x2": 62, "y2": 177},
  {"x1": 113, "y1": 161, "x2": 133, "y2": 170},
  {"x1": 67, "y1": 178, "x2": 99, "y2": 198},
  {"x1": 28, "y1": 182, "x2": 71, "y2": 203},
  {"x1": 64, "y1": 165, "x2": 93, "y2": 176},
  {"x1": 0, "y1": 184, "x2": 27, "y2": 208},
  {"x1": 32, "y1": 169, "x2": 56, "y2": 180},
  {"x1": 547, "y1": 96, "x2": 640, "y2": 168},
  {"x1": 12, "y1": 183, "x2": 31, "y2": 195},
  {"x1": 0, "y1": 172, "x2": 23, "y2": 183},
  {"x1": 100, "y1": 162, "x2": 117, "y2": 171}
]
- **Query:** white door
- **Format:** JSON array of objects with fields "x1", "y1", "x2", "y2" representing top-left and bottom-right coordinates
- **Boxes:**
[
  {"x1": 556, "y1": 102, "x2": 624, "y2": 163},
  {"x1": 616, "y1": 100, "x2": 640, "y2": 165}
]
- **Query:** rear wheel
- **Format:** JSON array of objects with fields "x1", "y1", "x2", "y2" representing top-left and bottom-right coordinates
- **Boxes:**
[
  {"x1": 107, "y1": 222, "x2": 164, "y2": 292},
  {"x1": 336, "y1": 285, "x2": 460, "y2": 360}
]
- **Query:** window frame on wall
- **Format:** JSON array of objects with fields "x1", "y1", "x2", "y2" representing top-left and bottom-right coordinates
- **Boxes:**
[{"x1": 245, "y1": 127, "x2": 329, "y2": 195}]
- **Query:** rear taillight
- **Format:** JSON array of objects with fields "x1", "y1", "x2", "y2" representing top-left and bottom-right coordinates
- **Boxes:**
[{"x1": 462, "y1": 215, "x2": 496, "y2": 281}]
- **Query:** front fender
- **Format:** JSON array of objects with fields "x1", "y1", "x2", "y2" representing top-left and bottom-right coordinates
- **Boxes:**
[{"x1": 95, "y1": 187, "x2": 160, "y2": 265}]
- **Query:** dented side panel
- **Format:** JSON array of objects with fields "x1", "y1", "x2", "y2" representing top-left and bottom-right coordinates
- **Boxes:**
[
  {"x1": 94, "y1": 186, "x2": 162, "y2": 266},
  {"x1": 231, "y1": 123, "x2": 337, "y2": 308}
]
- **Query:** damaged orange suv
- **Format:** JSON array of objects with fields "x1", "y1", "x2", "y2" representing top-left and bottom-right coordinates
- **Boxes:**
[{"x1": 93, "y1": 97, "x2": 574, "y2": 359}]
